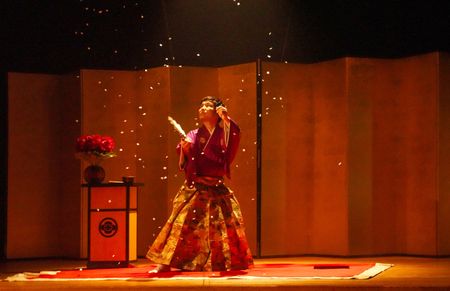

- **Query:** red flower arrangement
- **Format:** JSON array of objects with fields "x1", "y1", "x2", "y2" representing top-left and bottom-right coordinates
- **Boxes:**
[{"x1": 75, "y1": 134, "x2": 117, "y2": 165}]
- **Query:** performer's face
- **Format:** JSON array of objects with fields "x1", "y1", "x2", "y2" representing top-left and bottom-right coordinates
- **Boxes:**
[{"x1": 198, "y1": 100, "x2": 218, "y2": 122}]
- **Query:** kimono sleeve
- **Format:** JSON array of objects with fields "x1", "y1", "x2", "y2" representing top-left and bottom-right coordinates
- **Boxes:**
[
  {"x1": 224, "y1": 119, "x2": 240, "y2": 166},
  {"x1": 176, "y1": 129, "x2": 197, "y2": 155}
]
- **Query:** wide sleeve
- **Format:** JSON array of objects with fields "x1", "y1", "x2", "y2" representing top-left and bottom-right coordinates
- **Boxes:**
[
  {"x1": 224, "y1": 119, "x2": 240, "y2": 178},
  {"x1": 176, "y1": 129, "x2": 197, "y2": 170}
]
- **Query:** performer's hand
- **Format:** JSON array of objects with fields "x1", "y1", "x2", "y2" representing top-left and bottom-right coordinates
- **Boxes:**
[
  {"x1": 180, "y1": 138, "x2": 191, "y2": 154},
  {"x1": 179, "y1": 138, "x2": 191, "y2": 170},
  {"x1": 216, "y1": 105, "x2": 230, "y2": 123}
]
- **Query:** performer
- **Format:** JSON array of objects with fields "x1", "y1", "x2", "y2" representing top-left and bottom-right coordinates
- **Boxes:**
[{"x1": 147, "y1": 96, "x2": 253, "y2": 272}]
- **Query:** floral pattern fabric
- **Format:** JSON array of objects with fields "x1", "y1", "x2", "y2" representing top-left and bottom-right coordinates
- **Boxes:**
[{"x1": 146, "y1": 182, "x2": 253, "y2": 271}]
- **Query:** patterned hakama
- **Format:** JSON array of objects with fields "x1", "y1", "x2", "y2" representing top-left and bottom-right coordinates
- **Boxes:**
[{"x1": 146, "y1": 182, "x2": 253, "y2": 271}]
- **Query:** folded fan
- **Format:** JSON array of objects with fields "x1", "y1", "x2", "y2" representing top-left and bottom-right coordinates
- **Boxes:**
[{"x1": 168, "y1": 116, "x2": 187, "y2": 139}]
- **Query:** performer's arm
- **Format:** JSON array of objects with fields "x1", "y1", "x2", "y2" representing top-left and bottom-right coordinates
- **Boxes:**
[
  {"x1": 217, "y1": 106, "x2": 240, "y2": 176},
  {"x1": 217, "y1": 105, "x2": 231, "y2": 126},
  {"x1": 178, "y1": 139, "x2": 190, "y2": 170},
  {"x1": 176, "y1": 131, "x2": 194, "y2": 170},
  {"x1": 225, "y1": 120, "x2": 240, "y2": 164}
]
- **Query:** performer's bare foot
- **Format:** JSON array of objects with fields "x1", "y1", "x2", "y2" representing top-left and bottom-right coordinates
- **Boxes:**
[{"x1": 148, "y1": 264, "x2": 171, "y2": 274}]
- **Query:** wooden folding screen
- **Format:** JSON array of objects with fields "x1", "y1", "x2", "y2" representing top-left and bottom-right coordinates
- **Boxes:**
[
  {"x1": 260, "y1": 52, "x2": 450, "y2": 256},
  {"x1": 7, "y1": 52, "x2": 450, "y2": 259}
]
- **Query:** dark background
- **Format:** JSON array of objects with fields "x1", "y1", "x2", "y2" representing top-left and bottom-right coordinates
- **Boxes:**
[
  {"x1": 1, "y1": 0, "x2": 449, "y2": 259},
  {"x1": 2, "y1": 0, "x2": 449, "y2": 73}
]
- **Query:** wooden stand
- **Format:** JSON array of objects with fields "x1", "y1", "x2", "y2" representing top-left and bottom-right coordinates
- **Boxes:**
[{"x1": 82, "y1": 182, "x2": 143, "y2": 268}]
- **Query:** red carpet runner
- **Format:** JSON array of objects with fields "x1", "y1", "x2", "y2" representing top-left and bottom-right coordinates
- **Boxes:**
[{"x1": 6, "y1": 263, "x2": 392, "y2": 281}]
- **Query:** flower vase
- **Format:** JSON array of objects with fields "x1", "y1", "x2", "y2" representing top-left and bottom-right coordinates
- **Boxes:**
[{"x1": 84, "y1": 165, "x2": 105, "y2": 184}]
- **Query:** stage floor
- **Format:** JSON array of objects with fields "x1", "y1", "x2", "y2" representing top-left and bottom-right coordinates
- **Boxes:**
[{"x1": 1, "y1": 256, "x2": 449, "y2": 290}]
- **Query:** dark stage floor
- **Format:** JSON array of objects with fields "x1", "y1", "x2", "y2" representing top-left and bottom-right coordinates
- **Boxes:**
[{"x1": 1, "y1": 256, "x2": 450, "y2": 290}]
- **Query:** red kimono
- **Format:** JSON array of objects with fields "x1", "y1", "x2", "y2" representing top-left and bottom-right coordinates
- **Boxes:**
[{"x1": 146, "y1": 120, "x2": 253, "y2": 271}]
